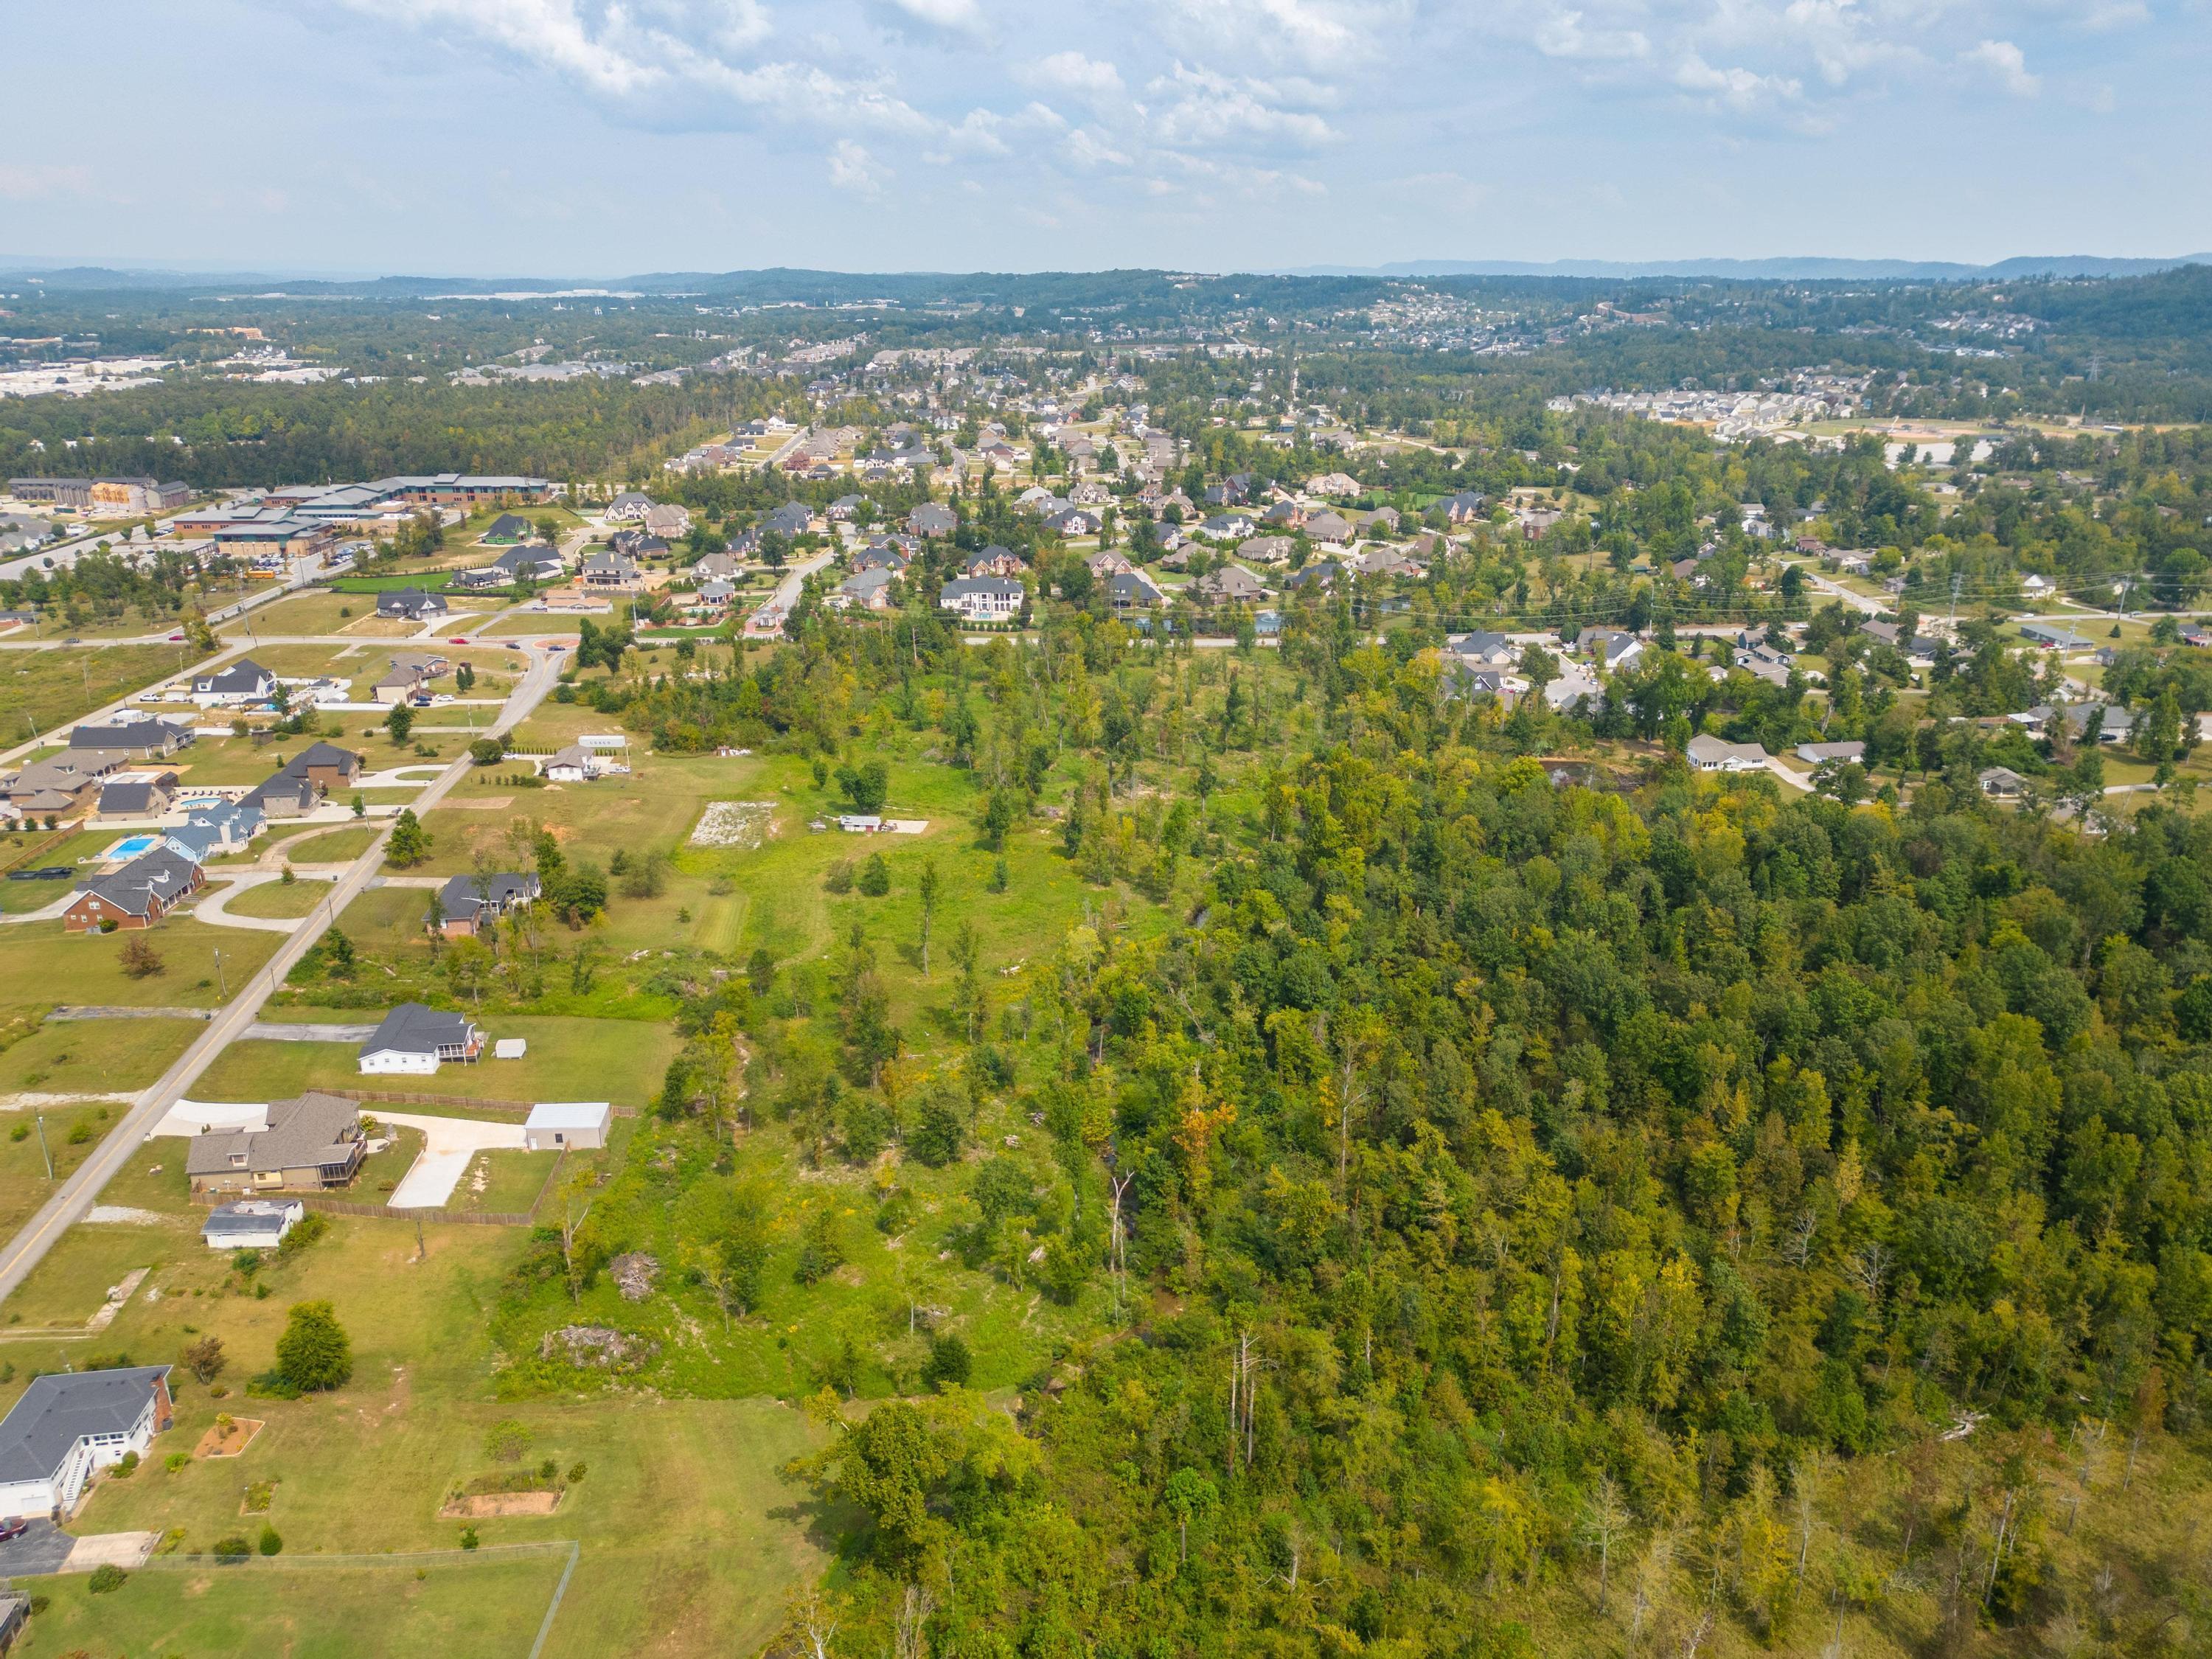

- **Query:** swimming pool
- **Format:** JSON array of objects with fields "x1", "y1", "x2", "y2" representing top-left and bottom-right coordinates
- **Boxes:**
[{"x1": 102, "y1": 834, "x2": 160, "y2": 860}]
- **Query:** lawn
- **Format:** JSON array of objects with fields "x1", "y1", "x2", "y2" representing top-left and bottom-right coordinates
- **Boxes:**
[
  {"x1": 0, "y1": 644, "x2": 197, "y2": 739},
  {"x1": 0, "y1": 1100, "x2": 116, "y2": 1235},
  {"x1": 278, "y1": 825, "x2": 381, "y2": 865},
  {"x1": 0, "y1": 919, "x2": 284, "y2": 1017},
  {"x1": 0, "y1": 1015, "x2": 206, "y2": 1097},
  {"x1": 7, "y1": 1189, "x2": 830, "y2": 1659},
  {"x1": 29, "y1": 1552, "x2": 575, "y2": 1659},
  {"x1": 194, "y1": 1015, "x2": 678, "y2": 1109},
  {"x1": 452, "y1": 1147, "x2": 560, "y2": 1214},
  {"x1": 219, "y1": 588, "x2": 377, "y2": 637},
  {"x1": 223, "y1": 876, "x2": 344, "y2": 919}
]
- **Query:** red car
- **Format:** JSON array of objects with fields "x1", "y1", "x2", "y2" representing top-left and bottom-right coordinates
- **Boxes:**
[
  {"x1": 0, "y1": 1517, "x2": 30, "y2": 1543},
  {"x1": 448, "y1": 637, "x2": 469, "y2": 645},
  {"x1": 167, "y1": 633, "x2": 185, "y2": 641}
]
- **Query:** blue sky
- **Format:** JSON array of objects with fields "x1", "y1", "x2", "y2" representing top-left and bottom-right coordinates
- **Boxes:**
[{"x1": 4, "y1": 0, "x2": 2207, "y2": 274}]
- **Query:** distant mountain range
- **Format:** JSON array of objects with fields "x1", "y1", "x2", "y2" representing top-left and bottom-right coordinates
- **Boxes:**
[
  {"x1": 3, "y1": 254, "x2": 2208, "y2": 294},
  {"x1": 1279, "y1": 254, "x2": 2212, "y2": 281}
]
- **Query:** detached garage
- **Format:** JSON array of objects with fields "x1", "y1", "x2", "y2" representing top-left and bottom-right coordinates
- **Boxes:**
[{"x1": 524, "y1": 1102, "x2": 611, "y2": 1152}]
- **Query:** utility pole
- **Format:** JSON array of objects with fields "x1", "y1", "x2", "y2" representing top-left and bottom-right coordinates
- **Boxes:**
[
  {"x1": 33, "y1": 1107, "x2": 53, "y2": 1179},
  {"x1": 1950, "y1": 571, "x2": 1962, "y2": 630},
  {"x1": 212, "y1": 947, "x2": 226, "y2": 998}
]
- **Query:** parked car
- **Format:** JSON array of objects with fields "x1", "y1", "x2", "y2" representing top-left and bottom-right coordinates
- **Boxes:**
[{"x1": 0, "y1": 1517, "x2": 31, "y2": 1542}]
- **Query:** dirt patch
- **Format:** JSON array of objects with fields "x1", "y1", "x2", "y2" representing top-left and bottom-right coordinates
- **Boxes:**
[
  {"x1": 445, "y1": 795, "x2": 515, "y2": 810},
  {"x1": 541, "y1": 1324, "x2": 657, "y2": 1372},
  {"x1": 610, "y1": 1251, "x2": 660, "y2": 1302},
  {"x1": 194, "y1": 1417, "x2": 266, "y2": 1458},
  {"x1": 439, "y1": 1489, "x2": 564, "y2": 1518}
]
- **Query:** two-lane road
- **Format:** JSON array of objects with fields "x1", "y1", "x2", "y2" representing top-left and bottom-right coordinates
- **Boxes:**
[{"x1": 0, "y1": 644, "x2": 566, "y2": 1308}]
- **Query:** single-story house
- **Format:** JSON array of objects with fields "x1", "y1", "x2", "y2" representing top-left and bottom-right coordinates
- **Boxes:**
[
  {"x1": 67, "y1": 718, "x2": 192, "y2": 759},
  {"x1": 2, "y1": 750, "x2": 133, "y2": 815},
  {"x1": 1796, "y1": 740, "x2": 1866, "y2": 765},
  {"x1": 431, "y1": 871, "x2": 540, "y2": 937},
  {"x1": 358, "y1": 1003, "x2": 484, "y2": 1074},
  {"x1": 1108, "y1": 570, "x2": 1168, "y2": 611},
  {"x1": 186, "y1": 1091, "x2": 366, "y2": 1193},
  {"x1": 1449, "y1": 630, "x2": 1518, "y2": 667},
  {"x1": 543, "y1": 744, "x2": 602, "y2": 782},
  {"x1": 0, "y1": 1365, "x2": 173, "y2": 1520},
  {"x1": 201, "y1": 1197, "x2": 305, "y2": 1250},
  {"x1": 377, "y1": 588, "x2": 449, "y2": 622},
  {"x1": 1577, "y1": 627, "x2": 1646, "y2": 670},
  {"x1": 762, "y1": 501, "x2": 818, "y2": 538},
  {"x1": 1687, "y1": 734, "x2": 1770, "y2": 773},
  {"x1": 63, "y1": 846, "x2": 204, "y2": 931},
  {"x1": 524, "y1": 1102, "x2": 612, "y2": 1152},
  {"x1": 457, "y1": 545, "x2": 566, "y2": 589},
  {"x1": 1192, "y1": 565, "x2": 1266, "y2": 606},
  {"x1": 2018, "y1": 622, "x2": 2092, "y2": 650},
  {"x1": 94, "y1": 773, "x2": 178, "y2": 821},
  {"x1": 191, "y1": 658, "x2": 276, "y2": 708},
  {"x1": 1979, "y1": 765, "x2": 2029, "y2": 798},
  {"x1": 481, "y1": 512, "x2": 532, "y2": 543}
]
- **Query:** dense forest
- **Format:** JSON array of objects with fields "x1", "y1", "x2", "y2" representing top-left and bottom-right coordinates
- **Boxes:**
[{"x1": 470, "y1": 584, "x2": 2212, "y2": 1659}]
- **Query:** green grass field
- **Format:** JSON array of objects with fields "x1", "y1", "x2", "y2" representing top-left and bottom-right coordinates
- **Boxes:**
[
  {"x1": 0, "y1": 919, "x2": 283, "y2": 1018},
  {"x1": 28, "y1": 1552, "x2": 575, "y2": 1659},
  {"x1": 0, "y1": 1015, "x2": 205, "y2": 1096},
  {"x1": 280, "y1": 824, "x2": 380, "y2": 863},
  {"x1": 0, "y1": 1099, "x2": 114, "y2": 1235},
  {"x1": 0, "y1": 644, "x2": 195, "y2": 737},
  {"x1": 223, "y1": 876, "x2": 343, "y2": 919},
  {"x1": 195, "y1": 1015, "x2": 676, "y2": 1109},
  {"x1": 453, "y1": 1147, "x2": 560, "y2": 1214}
]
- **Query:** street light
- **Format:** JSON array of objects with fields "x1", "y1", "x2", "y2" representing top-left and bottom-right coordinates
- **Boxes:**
[{"x1": 212, "y1": 947, "x2": 226, "y2": 998}]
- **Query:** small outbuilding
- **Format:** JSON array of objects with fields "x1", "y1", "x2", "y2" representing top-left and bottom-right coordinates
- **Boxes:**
[
  {"x1": 200, "y1": 1198, "x2": 304, "y2": 1251},
  {"x1": 524, "y1": 1102, "x2": 611, "y2": 1152}
]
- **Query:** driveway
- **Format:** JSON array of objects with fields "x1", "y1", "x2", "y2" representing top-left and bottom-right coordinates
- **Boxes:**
[
  {"x1": 377, "y1": 1110, "x2": 528, "y2": 1208},
  {"x1": 0, "y1": 1519, "x2": 74, "y2": 1576}
]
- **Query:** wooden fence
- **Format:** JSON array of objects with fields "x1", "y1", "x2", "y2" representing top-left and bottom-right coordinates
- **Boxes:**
[{"x1": 296, "y1": 1195, "x2": 538, "y2": 1226}]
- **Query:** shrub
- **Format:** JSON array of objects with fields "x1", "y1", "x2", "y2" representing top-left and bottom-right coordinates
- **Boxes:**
[
  {"x1": 470, "y1": 737, "x2": 505, "y2": 766},
  {"x1": 824, "y1": 858, "x2": 855, "y2": 894},
  {"x1": 165, "y1": 1452, "x2": 190, "y2": 1472},
  {"x1": 793, "y1": 1208, "x2": 846, "y2": 1285},
  {"x1": 459, "y1": 1526, "x2": 480, "y2": 1551},
  {"x1": 921, "y1": 1332, "x2": 973, "y2": 1392},
  {"x1": 908, "y1": 1093, "x2": 966, "y2": 1168},
  {"x1": 118, "y1": 935, "x2": 164, "y2": 978},
  {"x1": 66, "y1": 1119, "x2": 94, "y2": 1146},
  {"x1": 566, "y1": 1461, "x2": 588, "y2": 1484},
  {"x1": 113, "y1": 1450, "x2": 139, "y2": 1478},
  {"x1": 87, "y1": 1564, "x2": 128, "y2": 1593},
  {"x1": 212, "y1": 1535, "x2": 251, "y2": 1561},
  {"x1": 857, "y1": 852, "x2": 891, "y2": 896},
  {"x1": 257, "y1": 1525, "x2": 283, "y2": 1557},
  {"x1": 484, "y1": 1419, "x2": 533, "y2": 1464}
]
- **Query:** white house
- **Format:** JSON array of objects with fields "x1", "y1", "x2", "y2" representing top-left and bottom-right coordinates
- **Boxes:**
[
  {"x1": 1687, "y1": 734, "x2": 1770, "y2": 773},
  {"x1": 524, "y1": 1102, "x2": 612, "y2": 1152},
  {"x1": 938, "y1": 576, "x2": 1023, "y2": 623},
  {"x1": 189, "y1": 658, "x2": 276, "y2": 709},
  {"x1": 0, "y1": 1366, "x2": 173, "y2": 1519},
  {"x1": 201, "y1": 1198, "x2": 303, "y2": 1250},
  {"x1": 358, "y1": 1002, "x2": 484, "y2": 1074}
]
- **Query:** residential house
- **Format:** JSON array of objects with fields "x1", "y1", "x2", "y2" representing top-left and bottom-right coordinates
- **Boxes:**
[
  {"x1": 185, "y1": 1091, "x2": 366, "y2": 1192},
  {"x1": 642, "y1": 503, "x2": 691, "y2": 539},
  {"x1": 909, "y1": 503, "x2": 958, "y2": 538},
  {"x1": 239, "y1": 770, "x2": 321, "y2": 820},
  {"x1": 543, "y1": 744, "x2": 605, "y2": 782},
  {"x1": 1307, "y1": 471, "x2": 1362, "y2": 498},
  {"x1": 939, "y1": 576, "x2": 1024, "y2": 623},
  {"x1": 964, "y1": 546, "x2": 1026, "y2": 579},
  {"x1": 1576, "y1": 627, "x2": 1646, "y2": 672},
  {"x1": 285, "y1": 741, "x2": 364, "y2": 793},
  {"x1": 689, "y1": 550, "x2": 742, "y2": 582},
  {"x1": 1108, "y1": 570, "x2": 1168, "y2": 611},
  {"x1": 1436, "y1": 490, "x2": 1487, "y2": 524},
  {"x1": 605, "y1": 490, "x2": 656, "y2": 522},
  {"x1": 481, "y1": 512, "x2": 532, "y2": 543},
  {"x1": 2018, "y1": 622, "x2": 2092, "y2": 650},
  {"x1": 580, "y1": 550, "x2": 642, "y2": 588},
  {"x1": 1282, "y1": 561, "x2": 1343, "y2": 593},
  {"x1": 1086, "y1": 549, "x2": 1135, "y2": 579},
  {"x1": 358, "y1": 1003, "x2": 485, "y2": 1074},
  {"x1": 431, "y1": 871, "x2": 540, "y2": 937},
  {"x1": 67, "y1": 718, "x2": 191, "y2": 759},
  {"x1": 94, "y1": 773, "x2": 177, "y2": 821},
  {"x1": 457, "y1": 545, "x2": 565, "y2": 590},
  {"x1": 2, "y1": 750, "x2": 133, "y2": 817},
  {"x1": 2057, "y1": 703, "x2": 2132, "y2": 745},
  {"x1": 191, "y1": 658, "x2": 276, "y2": 708},
  {"x1": 1237, "y1": 535, "x2": 1295, "y2": 566},
  {"x1": 1448, "y1": 630, "x2": 1519, "y2": 667},
  {"x1": 1687, "y1": 734, "x2": 1771, "y2": 773},
  {"x1": 1303, "y1": 509, "x2": 1354, "y2": 544},
  {"x1": 375, "y1": 588, "x2": 448, "y2": 622},
  {"x1": 1043, "y1": 507, "x2": 1101, "y2": 537},
  {"x1": 373, "y1": 654, "x2": 447, "y2": 706},
  {"x1": 1360, "y1": 507, "x2": 1400, "y2": 535},
  {"x1": 168, "y1": 801, "x2": 263, "y2": 860},
  {"x1": 1198, "y1": 512, "x2": 1255, "y2": 541},
  {"x1": 829, "y1": 568, "x2": 897, "y2": 613},
  {"x1": 1191, "y1": 565, "x2": 1267, "y2": 606},
  {"x1": 2021, "y1": 574, "x2": 2054, "y2": 600},
  {"x1": 524, "y1": 1102, "x2": 612, "y2": 1152},
  {"x1": 63, "y1": 847, "x2": 204, "y2": 931},
  {"x1": 1978, "y1": 766, "x2": 2030, "y2": 798},
  {"x1": 761, "y1": 501, "x2": 818, "y2": 538},
  {"x1": 827, "y1": 494, "x2": 866, "y2": 522},
  {"x1": 850, "y1": 542, "x2": 911, "y2": 575},
  {"x1": 1796, "y1": 740, "x2": 1866, "y2": 765},
  {"x1": 0, "y1": 1366, "x2": 173, "y2": 1520},
  {"x1": 201, "y1": 1199, "x2": 304, "y2": 1251},
  {"x1": 689, "y1": 579, "x2": 737, "y2": 613}
]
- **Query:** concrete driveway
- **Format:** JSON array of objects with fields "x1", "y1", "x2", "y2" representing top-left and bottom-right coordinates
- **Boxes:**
[{"x1": 377, "y1": 1110, "x2": 529, "y2": 1208}]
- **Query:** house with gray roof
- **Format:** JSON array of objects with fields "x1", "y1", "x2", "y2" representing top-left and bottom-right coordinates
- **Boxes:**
[
  {"x1": 1449, "y1": 630, "x2": 1518, "y2": 667},
  {"x1": 0, "y1": 1365, "x2": 173, "y2": 1519},
  {"x1": 67, "y1": 717, "x2": 192, "y2": 759},
  {"x1": 95, "y1": 774, "x2": 177, "y2": 821},
  {"x1": 908, "y1": 503, "x2": 958, "y2": 538},
  {"x1": 358, "y1": 1003, "x2": 484, "y2": 1074},
  {"x1": 376, "y1": 588, "x2": 448, "y2": 622},
  {"x1": 431, "y1": 872, "x2": 540, "y2": 938},
  {"x1": 187, "y1": 1092, "x2": 367, "y2": 1193},
  {"x1": 63, "y1": 846, "x2": 202, "y2": 931},
  {"x1": 191, "y1": 658, "x2": 276, "y2": 708},
  {"x1": 201, "y1": 1198, "x2": 304, "y2": 1250}
]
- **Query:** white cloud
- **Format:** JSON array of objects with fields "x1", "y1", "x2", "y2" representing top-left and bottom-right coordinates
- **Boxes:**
[
  {"x1": 1023, "y1": 49, "x2": 1125, "y2": 101},
  {"x1": 827, "y1": 138, "x2": 888, "y2": 194},
  {"x1": 1063, "y1": 127, "x2": 1133, "y2": 167},
  {"x1": 1962, "y1": 38, "x2": 2042, "y2": 95},
  {"x1": 1147, "y1": 63, "x2": 1338, "y2": 150},
  {"x1": 0, "y1": 163, "x2": 92, "y2": 201},
  {"x1": 1674, "y1": 53, "x2": 1804, "y2": 114},
  {"x1": 871, "y1": 0, "x2": 986, "y2": 36},
  {"x1": 1153, "y1": 0, "x2": 1406, "y2": 72},
  {"x1": 1534, "y1": 10, "x2": 1650, "y2": 60}
]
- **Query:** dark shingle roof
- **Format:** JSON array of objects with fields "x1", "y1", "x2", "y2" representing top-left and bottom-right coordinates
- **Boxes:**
[
  {"x1": 360, "y1": 1001, "x2": 478, "y2": 1059},
  {"x1": 0, "y1": 1366, "x2": 170, "y2": 1483},
  {"x1": 184, "y1": 1091, "x2": 361, "y2": 1178}
]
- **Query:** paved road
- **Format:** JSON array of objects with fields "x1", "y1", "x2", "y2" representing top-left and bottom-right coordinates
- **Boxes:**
[{"x1": 0, "y1": 642, "x2": 565, "y2": 1309}]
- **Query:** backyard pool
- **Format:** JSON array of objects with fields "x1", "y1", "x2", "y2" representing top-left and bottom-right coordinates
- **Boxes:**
[{"x1": 100, "y1": 835, "x2": 161, "y2": 860}]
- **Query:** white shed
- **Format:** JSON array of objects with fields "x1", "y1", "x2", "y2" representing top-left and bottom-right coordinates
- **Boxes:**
[{"x1": 524, "y1": 1102, "x2": 611, "y2": 1152}]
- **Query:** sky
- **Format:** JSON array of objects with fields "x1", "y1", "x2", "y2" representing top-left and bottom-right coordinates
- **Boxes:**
[{"x1": 3, "y1": 0, "x2": 2208, "y2": 276}]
